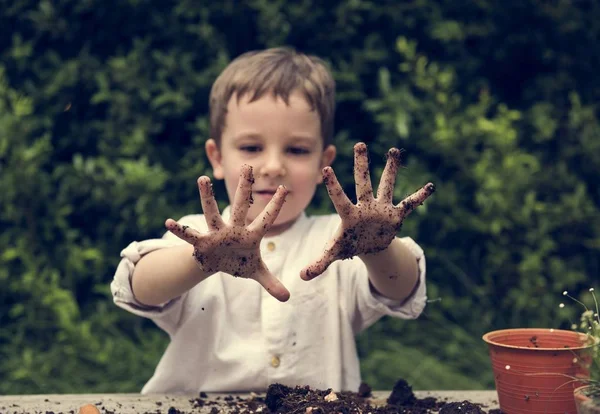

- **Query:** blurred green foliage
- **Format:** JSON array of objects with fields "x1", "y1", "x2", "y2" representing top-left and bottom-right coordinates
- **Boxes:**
[{"x1": 1, "y1": 0, "x2": 599, "y2": 393}]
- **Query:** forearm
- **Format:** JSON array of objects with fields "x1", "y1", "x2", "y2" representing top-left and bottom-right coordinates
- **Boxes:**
[
  {"x1": 132, "y1": 244, "x2": 212, "y2": 306},
  {"x1": 358, "y1": 238, "x2": 419, "y2": 302}
]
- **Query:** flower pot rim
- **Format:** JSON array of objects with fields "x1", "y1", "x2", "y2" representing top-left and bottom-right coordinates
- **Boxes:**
[
  {"x1": 482, "y1": 328, "x2": 597, "y2": 351},
  {"x1": 575, "y1": 384, "x2": 592, "y2": 394},
  {"x1": 575, "y1": 384, "x2": 600, "y2": 411},
  {"x1": 575, "y1": 384, "x2": 600, "y2": 397}
]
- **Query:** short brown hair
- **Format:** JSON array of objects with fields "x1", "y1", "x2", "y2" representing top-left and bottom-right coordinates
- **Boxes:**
[{"x1": 209, "y1": 47, "x2": 336, "y2": 147}]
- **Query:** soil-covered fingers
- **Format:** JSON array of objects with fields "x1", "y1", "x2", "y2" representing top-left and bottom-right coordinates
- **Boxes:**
[
  {"x1": 300, "y1": 255, "x2": 336, "y2": 281},
  {"x1": 231, "y1": 165, "x2": 254, "y2": 226},
  {"x1": 248, "y1": 185, "x2": 289, "y2": 235},
  {"x1": 354, "y1": 143, "x2": 373, "y2": 203},
  {"x1": 397, "y1": 183, "x2": 436, "y2": 219},
  {"x1": 300, "y1": 244, "x2": 340, "y2": 281},
  {"x1": 198, "y1": 176, "x2": 224, "y2": 231},
  {"x1": 165, "y1": 219, "x2": 204, "y2": 246},
  {"x1": 254, "y1": 268, "x2": 291, "y2": 302},
  {"x1": 377, "y1": 148, "x2": 403, "y2": 203},
  {"x1": 323, "y1": 167, "x2": 353, "y2": 217}
]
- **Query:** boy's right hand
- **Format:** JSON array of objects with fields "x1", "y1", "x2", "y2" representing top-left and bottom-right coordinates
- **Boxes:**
[{"x1": 165, "y1": 165, "x2": 291, "y2": 302}]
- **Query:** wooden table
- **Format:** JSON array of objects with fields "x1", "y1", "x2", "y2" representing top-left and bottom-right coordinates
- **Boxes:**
[{"x1": 0, "y1": 391, "x2": 499, "y2": 413}]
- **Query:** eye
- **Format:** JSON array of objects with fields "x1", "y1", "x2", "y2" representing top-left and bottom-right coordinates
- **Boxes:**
[
  {"x1": 240, "y1": 145, "x2": 261, "y2": 153},
  {"x1": 288, "y1": 147, "x2": 310, "y2": 155}
]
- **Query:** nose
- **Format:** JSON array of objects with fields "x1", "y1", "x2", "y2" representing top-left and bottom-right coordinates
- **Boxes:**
[{"x1": 258, "y1": 151, "x2": 287, "y2": 178}]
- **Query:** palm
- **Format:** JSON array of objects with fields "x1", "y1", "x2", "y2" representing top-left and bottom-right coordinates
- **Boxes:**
[
  {"x1": 301, "y1": 143, "x2": 435, "y2": 281},
  {"x1": 165, "y1": 164, "x2": 291, "y2": 302}
]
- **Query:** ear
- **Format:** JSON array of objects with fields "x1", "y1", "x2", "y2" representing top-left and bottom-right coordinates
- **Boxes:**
[
  {"x1": 205, "y1": 139, "x2": 224, "y2": 179},
  {"x1": 317, "y1": 145, "x2": 337, "y2": 184}
]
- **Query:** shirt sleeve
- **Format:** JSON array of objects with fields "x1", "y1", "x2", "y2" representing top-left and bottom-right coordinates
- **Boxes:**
[
  {"x1": 347, "y1": 236, "x2": 427, "y2": 334},
  {"x1": 110, "y1": 215, "x2": 204, "y2": 337}
]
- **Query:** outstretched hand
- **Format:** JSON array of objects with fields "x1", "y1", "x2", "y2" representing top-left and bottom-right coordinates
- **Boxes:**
[
  {"x1": 300, "y1": 142, "x2": 435, "y2": 281},
  {"x1": 165, "y1": 165, "x2": 291, "y2": 302}
]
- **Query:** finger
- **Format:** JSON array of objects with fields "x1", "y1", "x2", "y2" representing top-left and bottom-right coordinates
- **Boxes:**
[
  {"x1": 354, "y1": 142, "x2": 373, "y2": 203},
  {"x1": 396, "y1": 182, "x2": 436, "y2": 219},
  {"x1": 322, "y1": 167, "x2": 353, "y2": 217},
  {"x1": 300, "y1": 254, "x2": 336, "y2": 281},
  {"x1": 230, "y1": 164, "x2": 254, "y2": 226},
  {"x1": 300, "y1": 226, "x2": 347, "y2": 280},
  {"x1": 377, "y1": 148, "x2": 403, "y2": 203},
  {"x1": 165, "y1": 218, "x2": 204, "y2": 245},
  {"x1": 248, "y1": 185, "x2": 289, "y2": 235},
  {"x1": 198, "y1": 176, "x2": 224, "y2": 231},
  {"x1": 254, "y1": 266, "x2": 291, "y2": 302}
]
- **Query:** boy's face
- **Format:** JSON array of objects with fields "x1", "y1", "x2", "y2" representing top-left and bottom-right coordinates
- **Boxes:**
[{"x1": 206, "y1": 91, "x2": 336, "y2": 236}]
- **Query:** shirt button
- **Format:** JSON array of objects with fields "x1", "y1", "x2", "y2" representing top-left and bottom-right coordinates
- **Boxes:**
[
  {"x1": 267, "y1": 241, "x2": 276, "y2": 252},
  {"x1": 271, "y1": 355, "x2": 281, "y2": 368}
]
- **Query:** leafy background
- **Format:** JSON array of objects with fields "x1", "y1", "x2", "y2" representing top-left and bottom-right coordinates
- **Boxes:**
[{"x1": 1, "y1": 0, "x2": 599, "y2": 393}]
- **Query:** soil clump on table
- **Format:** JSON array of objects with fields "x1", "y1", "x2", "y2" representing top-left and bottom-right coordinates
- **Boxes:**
[
  {"x1": 3, "y1": 378, "x2": 502, "y2": 414},
  {"x1": 188, "y1": 378, "x2": 502, "y2": 414}
]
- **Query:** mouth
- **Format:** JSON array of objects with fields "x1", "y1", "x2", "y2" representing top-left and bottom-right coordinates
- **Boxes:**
[
  {"x1": 253, "y1": 189, "x2": 289, "y2": 199},
  {"x1": 254, "y1": 190, "x2": 278, "y2": 196}
]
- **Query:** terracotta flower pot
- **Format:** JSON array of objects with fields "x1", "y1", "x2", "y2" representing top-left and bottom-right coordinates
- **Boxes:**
[
  {"x1": 575, "y1": 385, "x2": 600, "y2": 414},
  {"x1": 483, "y1": 328, "x2": 594, "y2": 414}
]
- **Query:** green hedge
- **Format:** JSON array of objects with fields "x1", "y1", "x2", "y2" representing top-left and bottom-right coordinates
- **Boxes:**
[{"x1": 1, "y1": 0, "x2": 599, "y2": 393}]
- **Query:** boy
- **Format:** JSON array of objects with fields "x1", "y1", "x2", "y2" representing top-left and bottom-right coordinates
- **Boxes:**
[{"x1": 110, "y1": 47, "x2": 435, "y2": 394}]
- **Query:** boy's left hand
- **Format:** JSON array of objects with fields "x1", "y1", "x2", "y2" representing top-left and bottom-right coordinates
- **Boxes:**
[{"x1": 300, "y1": 142, "x2": 435, "y2": 281}]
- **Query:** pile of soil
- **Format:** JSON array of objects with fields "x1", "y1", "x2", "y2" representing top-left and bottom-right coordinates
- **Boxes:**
[
  {"x1": 188, "y1": 379, "x2": 503, "y2": 414},
  {"x1": 2, "y1": 378, "x2": 501, "y2": 414}
]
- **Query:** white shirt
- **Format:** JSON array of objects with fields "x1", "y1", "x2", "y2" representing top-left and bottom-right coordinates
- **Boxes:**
[{"x1": 110, "y1": 207, "x2": 427, "y2": 394}]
